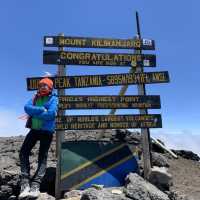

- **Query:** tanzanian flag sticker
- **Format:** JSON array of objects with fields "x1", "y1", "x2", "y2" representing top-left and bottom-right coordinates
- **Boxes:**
[{"x1": 60, "y1": 141, "x2": 139, "y2": 191}]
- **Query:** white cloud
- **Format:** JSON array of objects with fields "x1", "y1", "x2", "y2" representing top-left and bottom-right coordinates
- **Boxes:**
[
  {"x1": 152, "y1": 130, "x2": 200, "y2": 156},
  {"x1": 0, "y1": 107, "x2": 27, "y2": 137}
]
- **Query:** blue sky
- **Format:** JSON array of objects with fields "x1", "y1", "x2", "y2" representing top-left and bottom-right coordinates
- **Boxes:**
[{"x1": 0, "y1": 0, "x2": 200, "y2": 153}]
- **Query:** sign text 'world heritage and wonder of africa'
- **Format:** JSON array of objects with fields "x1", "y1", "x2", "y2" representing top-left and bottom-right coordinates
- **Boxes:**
[{"x1": 56, "y1": 114, "x2": 162, "y2": 130}]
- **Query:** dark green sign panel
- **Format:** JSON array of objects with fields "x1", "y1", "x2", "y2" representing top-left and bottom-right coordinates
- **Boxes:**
[
  {"x1": 44, "y1": 36, "x2": 155, "y2": 50},
  {"x1": 43, "y1": 50, "x2": 156, "y2": 67},
  {"x1": 26, "y1": 71, "x2": 169, "y2": 90},
  {"x1": 56, "y1": 114, "x2": 162, "y2": 130},
  {"x1": 58, "y1": 95, "x2": 161, "y2": 109}
]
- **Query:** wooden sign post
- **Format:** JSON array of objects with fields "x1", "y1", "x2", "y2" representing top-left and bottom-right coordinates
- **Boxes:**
[
  {"x1": 55, "y1": 33, "x2": 65, "y2": 200},
  {"x1": 135, "y1": 12, "x2": 152, "y2": 179},
  {"x1": 108, "y1": 12, "x2": 152, "y2": 179}
]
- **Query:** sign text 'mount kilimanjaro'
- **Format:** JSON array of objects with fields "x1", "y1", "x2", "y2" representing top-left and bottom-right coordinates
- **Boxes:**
[
  {"x1": 56, "y1": 114, "x2": 162, "y2": 130},
  {"x1": 58, "y1": 95, "x2": 161, "y2": 109},
  {"x1": 44, "y1": 36, "x2": 155, "y2": 50},
  {"x1": 43, "y1": 50, "x2": 156, "y2": 67},
  {"x1": 27, "y1": 71, "x2": 170, "y2": 90}
]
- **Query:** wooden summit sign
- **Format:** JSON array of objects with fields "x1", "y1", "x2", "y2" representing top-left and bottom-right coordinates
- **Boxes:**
[
  {"x1": 27, "y1": 13, "x2": 170, "y2": 199},
  {"x1": 27, "y1": 71, "x2": 169, "y2": 90},
  {"x1": 44, "y1": 36, "x2": 155, "y2": 50},
  {"x1": 43, "y1": 50, "x2": 156, "y2": 67},
  {"x1": 58, "y1": 95, "x2": 161, "y2": 109},
  {"x1": 56, "y1": 114, "x2": 162, "y2": 130}
]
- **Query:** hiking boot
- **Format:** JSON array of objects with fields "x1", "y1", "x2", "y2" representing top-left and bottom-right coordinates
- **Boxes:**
[
  {"x1": 28, "y1": 183, "x2": 40, "y2": 198},
  {"x1": 18, "y1": 183, "x2": 30, "y2": 199}
]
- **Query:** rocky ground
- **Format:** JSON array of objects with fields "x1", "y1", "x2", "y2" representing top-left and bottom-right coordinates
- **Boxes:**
[
  {"x1": 168, "y1": 157, "x2": 200, "y2": 200},
  {"x1": 0, "y1": 129, "x2": 199, "y2": 200}
]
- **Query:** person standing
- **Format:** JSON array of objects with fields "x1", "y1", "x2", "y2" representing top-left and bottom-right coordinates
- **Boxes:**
[{"x1": 19, "y1": 77, "x2": 58, "y2": 199}]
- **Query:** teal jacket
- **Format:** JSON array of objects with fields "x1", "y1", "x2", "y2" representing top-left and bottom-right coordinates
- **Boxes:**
[{"x1": 24, "y1": 93, "x2": 58, "y2": 133}]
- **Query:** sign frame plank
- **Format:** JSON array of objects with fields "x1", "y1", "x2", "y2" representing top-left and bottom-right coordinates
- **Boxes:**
[
  {"x1": 56, "y1": 114, "x2": 162, "y2": 130},
  {"x1": 43, "y1": 50, "x2": 156, "y2": 67},
  {"x1": 58, "y1": 95, "x2": 161, "y2": 109},
  {"x1": 26, "y1": 71, "x2": 170, "y2": 90},
  {"x1": 44, "y1": 36, "x2": 155, "y2": 50}
]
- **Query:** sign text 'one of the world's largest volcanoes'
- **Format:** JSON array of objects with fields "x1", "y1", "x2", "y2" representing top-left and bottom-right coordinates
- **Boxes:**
[
  {"x1": 43, "y1": 50, "x2": 156, "y2": 67},
  {"x1": 27, "y1": 71, "x2": 169, "y2": 90}
]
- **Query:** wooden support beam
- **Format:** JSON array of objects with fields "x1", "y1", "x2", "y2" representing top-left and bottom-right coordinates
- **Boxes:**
[{"x1": 55, "y1": 33, "x2": 66, "y2": 200}]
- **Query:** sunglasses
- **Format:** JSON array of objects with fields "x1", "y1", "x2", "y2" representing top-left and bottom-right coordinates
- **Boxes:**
[{"x1": 39, "y1": 84, "x2": 49, "y2": 89}]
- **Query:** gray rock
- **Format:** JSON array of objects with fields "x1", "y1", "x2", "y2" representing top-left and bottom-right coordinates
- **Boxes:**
[
  {"x1": 64, "y1": 190, "x2": 83, "y2": 199},
  {"x1": 81, "y1": 188, "x2": 103, "y2": 200},
  {"x1": 0, "y1": 170, "x2": 18, "y2": 185},
  {"x1": 81, "y1": 188, "x2": 131, "y2": 200},
  {"x1": 1, "y1": 185, "x2": 13, "y2": 194},
  {"x1": 0, "y1": 185, "x2": 13, "y2": 200},
  {"x1": 168, "y1": 190, "x2": 192, "y2": 200},
  {"x1": 124, "y1": 173, "x2": 170, "y2": 200},
  {"x1": 149, "y1": 167, "x2": 173, "y2": 191},
  {"x1": 37, "y1": 192, "x2": 55, "y2": 200},
  {"x1": 166, "y1": 190, "x2": 188, "y2": 200},
  {"x1": 172, "y1": 150, "x2": 200, "y2": 161},
  {"x1": 152, "y1": 152, "x2": 170, "y2": 168},
  {"x1": 0, "y1": 156, "x2": 16, "y2": 171},
  {"x1": 8, "y1": 195, "x2": 17, "y2": 200},
  {"x1": 0, "y1": 170, "x2": 20, "y2": 199}
]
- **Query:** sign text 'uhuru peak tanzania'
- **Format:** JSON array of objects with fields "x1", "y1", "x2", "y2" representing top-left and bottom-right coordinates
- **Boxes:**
[{"x1": 27, "y1": 71, "x2": 169, "y2": 90}]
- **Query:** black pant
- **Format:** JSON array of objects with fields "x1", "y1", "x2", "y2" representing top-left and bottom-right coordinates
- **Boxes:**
[{"x1": 19, "y1": 129, "x2": 53, "y2": 186}]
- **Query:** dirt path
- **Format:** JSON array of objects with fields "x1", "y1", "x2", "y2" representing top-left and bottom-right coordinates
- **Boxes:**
[{"x1": 168, "y1": 157, "x2": 200, "y2": 200}]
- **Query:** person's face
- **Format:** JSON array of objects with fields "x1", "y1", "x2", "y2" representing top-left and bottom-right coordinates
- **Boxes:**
[{"x1": 38, "y1": 83, "x2": 50, "y2": 94}]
